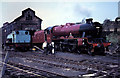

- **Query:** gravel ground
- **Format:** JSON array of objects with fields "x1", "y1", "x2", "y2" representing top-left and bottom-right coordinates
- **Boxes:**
[{"x1": 1, "y1": 50, "x2": 120, "y2": 78}]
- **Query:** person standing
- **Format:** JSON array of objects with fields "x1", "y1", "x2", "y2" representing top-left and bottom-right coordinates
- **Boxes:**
[
  {"x1": 51, "y1": 42, "x2": 55, "y2": 54},
  {"x1": 42, "y1": 41, "x2": 49, "y2": 55},
  {"x1": 49, "y1": 42, "x2": 55, "y2": 54}
]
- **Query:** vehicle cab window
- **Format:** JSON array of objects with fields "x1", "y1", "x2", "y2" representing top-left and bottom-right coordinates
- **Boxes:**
[
  {"x1": 16, "y1": 31, "x2": 19, "y2": 35},
  {"x1": 25, "y1": 31, "x2": 28, "y2": 35}
]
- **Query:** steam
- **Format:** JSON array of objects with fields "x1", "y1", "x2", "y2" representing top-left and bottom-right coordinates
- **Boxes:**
[{"x1": 74, "y1": 4, "x2": 92, "y2": 17}]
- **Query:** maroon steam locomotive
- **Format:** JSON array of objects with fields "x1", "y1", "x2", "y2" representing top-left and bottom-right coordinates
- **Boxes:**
[{"x1": 33, "y1": 18, "x2": 111, "y2": 55}]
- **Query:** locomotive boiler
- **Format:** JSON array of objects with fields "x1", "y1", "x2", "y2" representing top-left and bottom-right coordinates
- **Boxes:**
[
  {"x1": 52, "y1": 19, "x2": 102, "y2": 38},
  {"x1": 44, "y1": 18, "x2": 111, "y2": 55}
]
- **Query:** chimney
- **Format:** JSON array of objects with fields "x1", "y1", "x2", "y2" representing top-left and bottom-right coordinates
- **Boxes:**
[{"x1": 86, "y1": 18, "x2": 93, "y2": 24}]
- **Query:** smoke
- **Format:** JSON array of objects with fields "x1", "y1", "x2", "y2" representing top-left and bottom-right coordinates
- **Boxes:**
[{"x1": 74, "y1": 4, "x2": 92, "y2": 17}]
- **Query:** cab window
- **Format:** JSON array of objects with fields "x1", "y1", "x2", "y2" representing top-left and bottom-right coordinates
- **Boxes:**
[{"x1": 16, "y1": 31, "x2": 19, "y2": 35}]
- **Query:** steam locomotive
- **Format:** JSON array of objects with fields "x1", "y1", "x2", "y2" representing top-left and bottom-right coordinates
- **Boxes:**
[
  {"x1": 32, "y1": 18, "x2": 111, "y2": 55},
  {"x1": 4, "y1": 18, "x2": 111, "y2": 55},
  {"x1": 42, "y1": 18, "x2": 111, "y2": 55}
]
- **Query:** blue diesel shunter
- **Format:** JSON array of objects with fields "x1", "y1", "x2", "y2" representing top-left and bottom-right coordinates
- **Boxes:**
[
  {"x1": 7, "y1": 30, "x2": 31, "y2": 43},
  {"x1": 6, "y1": 30, "x2": 31, "y2": 51}
]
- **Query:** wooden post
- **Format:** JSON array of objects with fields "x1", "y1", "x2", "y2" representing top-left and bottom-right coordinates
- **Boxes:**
[{"x1": 0, "y1": 51, "x2": 9, "y2": 78}]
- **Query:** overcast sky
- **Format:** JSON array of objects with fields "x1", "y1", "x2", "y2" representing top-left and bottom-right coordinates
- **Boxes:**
[{"x1": 0, "y1": 1, "x2": 119, "y2": 29}]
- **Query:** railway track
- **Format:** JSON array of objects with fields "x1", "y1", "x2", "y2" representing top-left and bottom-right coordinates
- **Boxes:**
[
  {"x1": 7, "y1": 51, "x2": 120, "y2": 77},
  {"x1": 5, "y1": 61, "x2": 69, "y2": 78}
]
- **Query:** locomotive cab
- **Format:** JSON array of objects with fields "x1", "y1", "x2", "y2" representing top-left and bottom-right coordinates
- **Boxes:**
[{"x1": 44, "y1": 27, "x2": 53, "y2": 43}]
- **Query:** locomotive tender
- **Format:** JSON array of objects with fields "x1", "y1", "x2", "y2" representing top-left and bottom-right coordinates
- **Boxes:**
[{"x1": 4, "y1": 18, "x2": 111, "y2": 55}]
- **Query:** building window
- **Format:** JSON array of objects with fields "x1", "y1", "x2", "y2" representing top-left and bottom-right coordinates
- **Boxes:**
[{"x1": 26, "y1": 12, "x2": 32, "y2": 20}]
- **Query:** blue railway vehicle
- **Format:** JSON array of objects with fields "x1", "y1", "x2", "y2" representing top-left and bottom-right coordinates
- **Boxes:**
[{"x1": 5, "y1": 30, "x2": 31, "y2": 51}]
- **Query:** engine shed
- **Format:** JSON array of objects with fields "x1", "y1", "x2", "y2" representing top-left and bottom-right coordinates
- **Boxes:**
[{"x1": 2, "y1": 8, "x2": 42, "y2": 45}]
